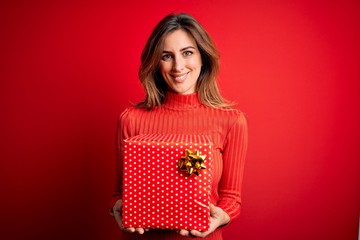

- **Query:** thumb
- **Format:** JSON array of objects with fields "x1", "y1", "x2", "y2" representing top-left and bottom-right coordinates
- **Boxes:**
[{"x1": 209, "y1": 204, "x2": 218, "y2": 216}]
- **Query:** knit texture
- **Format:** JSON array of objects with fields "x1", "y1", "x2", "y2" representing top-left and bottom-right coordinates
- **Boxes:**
[{"x1": 112, "y1": 92, "x2": 248, "y2": 240}]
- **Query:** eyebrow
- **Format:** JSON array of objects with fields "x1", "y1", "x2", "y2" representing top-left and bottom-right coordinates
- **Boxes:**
[{"x1": 162, "y1": 46, "x2": 196, "y2": 53}]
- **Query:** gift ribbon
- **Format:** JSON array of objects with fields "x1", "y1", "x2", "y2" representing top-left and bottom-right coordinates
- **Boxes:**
[{"x1": 178, "y1": 149, "x2": 206, "y2": 176}]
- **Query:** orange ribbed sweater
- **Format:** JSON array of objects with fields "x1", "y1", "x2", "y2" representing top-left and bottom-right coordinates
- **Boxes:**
[{"x1": 112, "y1": 92, "x2": 248, "y2": 240}]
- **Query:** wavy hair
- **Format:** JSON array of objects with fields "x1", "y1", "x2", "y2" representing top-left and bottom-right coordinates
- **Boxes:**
[{"x1": 137, "y1": 13, "x2": 231, "y2": 109}]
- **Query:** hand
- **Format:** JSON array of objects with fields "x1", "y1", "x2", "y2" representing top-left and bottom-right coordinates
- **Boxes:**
[
  {"x1": 178, "y1": 204, "x2": 230, "y2": 238},
  {"x1": 110, "y1": 199, "x2": 148, "y2": 234}
]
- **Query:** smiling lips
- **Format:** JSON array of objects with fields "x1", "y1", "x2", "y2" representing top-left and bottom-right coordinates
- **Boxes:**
[{"x1": 171, "y1": 72, "x2": 189, "y2": 82}]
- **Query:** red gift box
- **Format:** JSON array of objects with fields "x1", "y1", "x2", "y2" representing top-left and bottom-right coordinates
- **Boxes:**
[{"x1": 121, "y1": 134, "x2": 213, "y2": 231}]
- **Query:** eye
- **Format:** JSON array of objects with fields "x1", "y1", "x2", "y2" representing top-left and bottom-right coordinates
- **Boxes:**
[
  {"x1": 183, "y1": 51, "x2": 193, "y2": 56},
  {"x1": 161, "y1": 54, "x2": 173, "y2": 61}
]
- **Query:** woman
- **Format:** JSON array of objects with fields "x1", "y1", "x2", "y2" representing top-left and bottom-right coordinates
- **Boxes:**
[{"x1": 110, "y1": 13, "x2": 248, "y2": 239}]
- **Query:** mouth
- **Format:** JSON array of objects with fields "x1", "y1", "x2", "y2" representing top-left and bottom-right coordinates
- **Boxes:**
[{"x1": 171, "y1": 72, "x2": 189, "y2": 82}]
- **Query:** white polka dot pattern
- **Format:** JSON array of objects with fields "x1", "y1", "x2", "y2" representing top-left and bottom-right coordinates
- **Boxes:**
[{"x1": 121, "y1": 134, "x2": 213, "y2": 231}]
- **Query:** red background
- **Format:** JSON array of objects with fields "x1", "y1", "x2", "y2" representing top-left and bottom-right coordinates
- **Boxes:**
[{"x1": 1, "y1": 0, "x2": 359, "y2": 239}]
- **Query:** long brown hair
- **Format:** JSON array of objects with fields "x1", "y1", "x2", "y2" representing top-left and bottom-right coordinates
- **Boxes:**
[{"x1": 137, "y1": 13, "x2": 231, "y2": 109}]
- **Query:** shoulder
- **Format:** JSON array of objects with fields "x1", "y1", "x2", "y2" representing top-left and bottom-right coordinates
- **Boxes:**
[
  {"x1": 118, "y1": 106, "x2": 143, "y2": 123},
  {"x1": 119, "y1": 106, "x2": 148, "y2": 117},
  {"x1": 216, "y1": 107, "x2": 243, "y2": 116},
  {"x1": 209, "y1": 107, "x2": 248, "y2": 135},
  {"x1": 198, "y1": 105, "x2": 247, "y2": 133},
  {"x1": 217, "y1": 108, "x2": 248, "y2": 144},
  {"x1": 224, "y1": 108, "x2": 247, "y2": 130},
  {"x1": 209, "y1": 106, "x2": 247, "y2": 123}
]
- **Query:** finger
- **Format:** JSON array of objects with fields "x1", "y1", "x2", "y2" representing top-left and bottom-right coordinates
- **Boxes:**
[
  {"x1": 113, "y1": 209, "x2": 124, "y2": 230},
  {"x1": 135, "y1": 228, "x2": 145, "y2": 234},
  {"x1": 109, "y1": 208, "x2": 114, "y2": 217},
  {"x1": 179, "y1": 229, "x2": 190, "y2": 237},
  {"x1": 125, "y1": 227, "x2": 136, "y2": 233},
  {"x1": 190, "y1": 230, "x2": 208, "y2": 238},
  {"x1": 209, "y1": 204, "x2": 217, "y2": 216}
]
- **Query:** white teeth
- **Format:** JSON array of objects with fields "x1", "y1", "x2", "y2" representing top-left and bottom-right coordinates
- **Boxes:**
[{"x1": 173, "y1": 73, "x2": 187, "y2": 81}]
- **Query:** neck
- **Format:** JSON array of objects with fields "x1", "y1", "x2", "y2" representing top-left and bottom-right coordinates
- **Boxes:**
[{"x1": 162, "y1": 92, "x2": 202, "y2": 110}]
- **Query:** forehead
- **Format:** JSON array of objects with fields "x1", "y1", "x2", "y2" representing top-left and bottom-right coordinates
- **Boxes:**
[{"x1": 162, "y1": 29, "x2": 197, "y2": 50}]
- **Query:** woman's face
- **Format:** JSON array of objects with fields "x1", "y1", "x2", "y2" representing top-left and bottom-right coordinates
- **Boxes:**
[{"x1": 159, "y1": 29, "x2": 202, "y2": 95}]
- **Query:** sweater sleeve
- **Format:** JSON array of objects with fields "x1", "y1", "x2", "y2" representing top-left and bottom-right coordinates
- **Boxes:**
[
  {"x1": 217, "y1": 111, "x2": 248, "y2": 221},
  {"x1": 110, "y1": 108, "x2": 133, "y2": 208}
]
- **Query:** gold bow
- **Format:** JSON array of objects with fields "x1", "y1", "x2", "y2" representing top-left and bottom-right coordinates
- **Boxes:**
[{"x1": 178, "y1": 149, "x2": 206, "y2": 176}]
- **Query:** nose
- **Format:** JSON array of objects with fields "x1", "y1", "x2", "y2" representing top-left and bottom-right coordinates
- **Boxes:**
[{"x1": 172, "y1": 55, "x2": 184, "y2": 71}]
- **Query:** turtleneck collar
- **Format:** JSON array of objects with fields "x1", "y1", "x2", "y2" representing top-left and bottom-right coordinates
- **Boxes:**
[{"x1": 162, "y1": 92, "x2": 202, "y2": 110}]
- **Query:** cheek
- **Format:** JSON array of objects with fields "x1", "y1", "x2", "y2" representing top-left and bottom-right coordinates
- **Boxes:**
[
  {"x1": 159, "y1": 65, "x2": 170, "y2": 83},
  {"x1": 190, "y1": 57, "x2": 202, "y2": 70},
  {"x1": 159, "y1": 62, "x2": 171, "y2": 73}
]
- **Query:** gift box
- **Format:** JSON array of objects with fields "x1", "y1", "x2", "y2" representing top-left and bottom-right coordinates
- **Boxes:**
[{"x1": 121, "y1": 134, "x2": 213, "y2": 231}]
